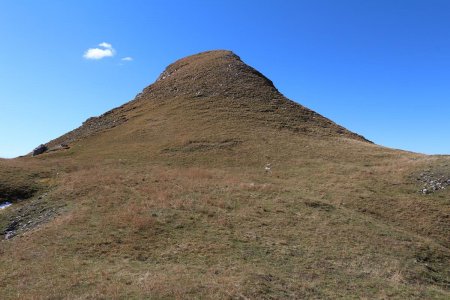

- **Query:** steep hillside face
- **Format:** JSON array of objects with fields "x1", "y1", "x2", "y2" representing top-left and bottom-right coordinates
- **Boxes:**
[
  {"x1": 47, "y1": 50, "x2": 368, "y2": 149},
  {"x1": 0, "y1": 51, "x2": 449, "y2": 299}
]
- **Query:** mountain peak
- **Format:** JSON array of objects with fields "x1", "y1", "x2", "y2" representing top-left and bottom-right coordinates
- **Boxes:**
[
  {"x1": 142, "y1": 49, "x2": 278, "y2": 100},
  {"x1": 46, "y1": 50, "x2": 370, "y2": 149}
]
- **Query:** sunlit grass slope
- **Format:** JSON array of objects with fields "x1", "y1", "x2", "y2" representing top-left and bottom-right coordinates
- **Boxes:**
[{"x1": 0, "y1": 50, "x2": 449, "y2": 299}]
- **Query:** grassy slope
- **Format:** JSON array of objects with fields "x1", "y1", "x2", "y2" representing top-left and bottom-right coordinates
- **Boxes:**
[{"x1": 0, "y1": 51, "x2": 449, "y2": 299}]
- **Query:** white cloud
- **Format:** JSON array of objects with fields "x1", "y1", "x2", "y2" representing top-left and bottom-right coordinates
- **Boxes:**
[
  {"x1": 98, "y1": 42, "x2": 113, "y2": 49},
  {"x1": 121, "y1": 56, "x2": 133, "y2": 61},
  {"x1": 83, "y1": 48, "x2": 114, "y2": 60},
  {"x1": 83, "y1": 42, "x2": 115, "y2": 60}
]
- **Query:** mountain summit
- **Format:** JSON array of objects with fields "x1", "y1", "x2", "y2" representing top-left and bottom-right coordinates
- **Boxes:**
[
  {"x1": 1, "y1": 50, "x2": 448, "y2": 299},
  {"x1": 47, "y1": 50, "x2": 368, "y2": 148}
]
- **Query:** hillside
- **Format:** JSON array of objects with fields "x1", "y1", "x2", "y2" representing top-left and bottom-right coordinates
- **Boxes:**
[
  {"x1": 46, "y1": 50, "x2": 368, "y2": 149},
  {"x1": 0, "y1": 50, "x2": 449, "y2": 299}
]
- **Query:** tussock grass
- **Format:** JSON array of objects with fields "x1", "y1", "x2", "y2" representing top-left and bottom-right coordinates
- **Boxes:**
[{"x1": 0, "y1": 50, "x2": 449, "y2": 298}]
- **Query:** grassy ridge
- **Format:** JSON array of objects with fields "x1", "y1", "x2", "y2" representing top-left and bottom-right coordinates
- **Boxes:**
[{"x1": 0, "y1": 50, "x2": 448, "y2": 298}]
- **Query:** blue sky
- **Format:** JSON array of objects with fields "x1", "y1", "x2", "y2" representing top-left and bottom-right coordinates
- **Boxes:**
[{"x1": 1, "y1": 0, "x2": 449, "y2": 158}]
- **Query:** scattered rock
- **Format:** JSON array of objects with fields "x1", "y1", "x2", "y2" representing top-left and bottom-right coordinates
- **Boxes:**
[
  {"x1": 5, "y1": 220, "x2": 19, "y2": 232},
  {"x1": 32, "y1": 144, "x2": 48, "y2": 156},
  {"x1": 417, "y1": 171, "x2": 450, "y2": 194},
  {"x1": 2, "y1": 196, "x2": 62, "y2": 240}
]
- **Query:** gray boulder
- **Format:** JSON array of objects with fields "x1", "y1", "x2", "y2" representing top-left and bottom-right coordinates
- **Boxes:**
[{"x1": 32, "y1": 144, "x2": 48, "y2": 156}]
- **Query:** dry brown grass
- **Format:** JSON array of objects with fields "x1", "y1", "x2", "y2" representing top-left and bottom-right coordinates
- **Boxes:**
[{"x1": 0, "y1": 50, "x2": 449, "y2": 299}]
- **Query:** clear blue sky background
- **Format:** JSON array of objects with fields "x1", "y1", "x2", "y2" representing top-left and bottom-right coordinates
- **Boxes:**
[{"x1": 1, "y1": 0, "x2": 449, "y2": 158}]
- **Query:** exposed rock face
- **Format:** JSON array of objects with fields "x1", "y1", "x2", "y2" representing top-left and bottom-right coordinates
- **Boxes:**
[{"x1": 32, "y1": 144, "x2": 48, "y2": 156}]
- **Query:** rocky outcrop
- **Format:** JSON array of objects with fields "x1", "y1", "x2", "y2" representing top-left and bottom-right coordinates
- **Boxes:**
[{"x1": 32, "y1": 144, "x2": 48, "y2": 156}]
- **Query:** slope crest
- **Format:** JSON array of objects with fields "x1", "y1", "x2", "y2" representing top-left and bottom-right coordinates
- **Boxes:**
[{"x1": 45, "y1": 50, "x2": 370, "y2": 149}]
